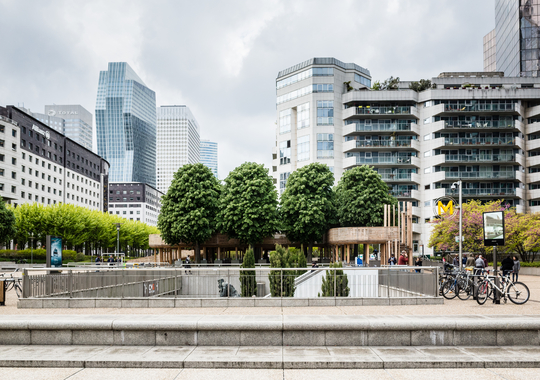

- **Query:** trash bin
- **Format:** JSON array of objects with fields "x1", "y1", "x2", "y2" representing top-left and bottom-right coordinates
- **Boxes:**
[{"x1": 0, "y1": 280, "x2": 5, "y2": 306}]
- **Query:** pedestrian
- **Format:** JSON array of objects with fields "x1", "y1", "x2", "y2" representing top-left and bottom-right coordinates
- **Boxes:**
[
  {"x1": 185, "y1": 255, "x2": 192, "y2": 275},
  {"x1": 388, "y1": 254, "x2": 397, "y2": 266},
  {"x1": 398, "y1": 251, "x2": 407, "y2": 266},
  {"x1": 482, "y1": 255, "x2": 488, "y2": 269},
  {"x1": 462, "y1": 254, "x2": 467, "y2": 266},
  {"x1": 513, "y1": 256, "x2": 521, "y2": 282},
  {"x1": 107, "y1": 255, "x2": 114, "y2": 263},
  {"x1": 414, "y1": 256, "x2": 422, "y2": 273},
  {"x1": 453, "y1": 255, "x2": 460, "y2": 267},
  {"x1": 475, "y1": 254, "x2": 486, "y2": 275},
  {"x1": 465, "y1": 254, "x2": 476, "y2": 268},
  {"x1": 501, "y1": 255, "x2": 514, "y2": 278}
]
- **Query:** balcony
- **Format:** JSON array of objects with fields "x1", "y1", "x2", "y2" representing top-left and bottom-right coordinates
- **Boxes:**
[
  {"x1": 355, "y1": 156, "x2": 420, "y2": 166},
  {"x1": 528, "y1": 171, "x2": 540, "y2": 183},
  {"x1": 378, "y1": 173, "x2": 413, "y2": 181},
  {"x1": 343, "y1": 122, "x2": 418, "y2": 135},
  {"x1": 444, "y1": 137, "x2": 516, "y2": 146},
  {"x1": 354, "y1": 106, "x2": 417, "y2": 116},
  {"x1": 443, "y1": 171, "x2": 516, "y2": 180},
  {"x1": 529, "y1": 188, "x2": 540, "y2": 200},
  {"x1": 527, "y1": 155, "x2": 540, "y2": 168},
  {"x1": 442, "y1": 154, "x2": 516, "y2": 163},
  {"x1": 389, "y1": 189, "x2": 420, "y2": 199},
  {"x1": 352, "y1": 140, "x2": 419, "y2": 150},
  {"x1": 413, "y1": 224, "x2": 422, "y2": 234},
  {"x1": 526, "y1": 121, "x2": 540, "y2": 135},
  {"x1": 527, "y1": 138, "x2": 540, "y2": 152},
  {"x1": 525, "y1": 104, "x2": 540, "y2": 119},
  {"x1": 443, "y1": 120, "x2": 516, "y2": 129},
  {"x1": 445, "y1": 188, "x2": 516, "y2": 197},
  {"x1": 441, "y1": 103, "x2": 518, "y2": 114}
]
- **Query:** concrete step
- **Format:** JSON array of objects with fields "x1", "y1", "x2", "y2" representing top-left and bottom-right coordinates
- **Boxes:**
[
  {"x1": 1, "y1": 315, "x2": 539, "y2": 347},
  {"x1": 1, "y1": 345, "x2": 539, "y2": 369}
]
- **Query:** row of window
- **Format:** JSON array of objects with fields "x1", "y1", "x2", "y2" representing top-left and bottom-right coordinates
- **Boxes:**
[
  {"x1": 276, "y1": 84, "x2": 334, "y2": 104},
  {"x1": 276, "y1": 67, "x2": 334, "y2": 89}
]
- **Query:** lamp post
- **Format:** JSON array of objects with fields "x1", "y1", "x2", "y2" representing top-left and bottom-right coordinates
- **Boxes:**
[
  {"x1": 29, "y1": 232, "x2": 34, "y2": 265},
  {"x1": 452, "y1": 180, "x2": 463, "y2": 270},
  {"x1": 114, "y1": 223, "x2": 123, "y2": 255}
]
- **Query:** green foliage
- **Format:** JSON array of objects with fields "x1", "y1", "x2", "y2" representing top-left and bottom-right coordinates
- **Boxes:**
[
  {"x1": 0, "y1": 249, "x2": 83, "y2": 263},
  {"x1": 158, "y1": 163, "x2": 221, "y2": 262},
  {"x1": 320, "y1": 262, "x2": 350, "y2": 297},
  {"x1": 344, "y1": 81, "x2": 353, "y2": 92},
  {"x1": 371, "y1": 81, "x2": 381, "y2": 90},
  {"x1": 218, "y1": 162, "x2": 278, "y2": 245},
  {"x1": 279, "y1": 163, "x2": 335, "y2": 247},
  {"x1": 409, "y1": 79, "x2": 432, "y2": 92},
  {"x1": 269, "y1": 245, "x2": 296, "y2": 297},
  {"x1": 335, "y1": 165, "x2": 397, "y2": 227},
  {"x1": 372, "y1": 76, "x2": 400, "y2": 90},
  {"x1": 0, "y1": 197, "x2": 16, "y2": 245},
  {"x1": 8, "y1": 203, "x2": 158, "y2": 253},
  {"x1": 240, "y1": 247, "x2": 257, "y2": 297}
]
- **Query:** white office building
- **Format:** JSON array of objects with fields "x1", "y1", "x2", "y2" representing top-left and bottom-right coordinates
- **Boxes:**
[
  {"x1": 156, "y1": 105, "x2": 200, "y2": 193},
  {"x1": 273, "y1": 58, "x2": 540, "y2": 255},
  {"x1": 108, "y1": 182, "x2": 163, "y2": 226}
]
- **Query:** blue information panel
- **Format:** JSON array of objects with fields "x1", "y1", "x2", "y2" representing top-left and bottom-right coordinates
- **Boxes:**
[{"x1": 50, "y1": 237, "x2": 63, "y2": 267}]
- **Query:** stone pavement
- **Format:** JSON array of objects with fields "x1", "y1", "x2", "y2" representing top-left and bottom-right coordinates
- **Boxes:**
[
  {"x1": 1, "y1": 345, "x2": 540, "y2": 369},
  {"x1": 1, "y1": 368, "x2": 540, "y2": 380}
]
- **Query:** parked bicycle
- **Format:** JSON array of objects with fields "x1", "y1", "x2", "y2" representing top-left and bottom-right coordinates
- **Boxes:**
[
  {"x1": 1, "y1": 269, "x2": 23, "y2": 298},
  {"x1": 476, "y1": 270, "x2": 529, "y2": 305}
]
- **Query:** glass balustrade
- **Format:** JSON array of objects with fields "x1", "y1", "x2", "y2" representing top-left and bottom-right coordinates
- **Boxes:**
[
  {"x1": 351, "y1": 123, "x2": 414, "y2": 132},
  {"x1": 378, "y1": 173, "x2": 412, "y2": 181},
  {"x1": 443, "y1": 171, "x2": 516, "y2": 179},
  {"x1": 443, "y1": 120, "x2": 515, "y2": 129},
  {"x1": 356, "y1": 156, "x2": 414, "y2": 164},
  {"x1": 443, "y1": 154, "x2": 515, "y2": 162},
  {"x1": 445, "y1": 188, "x2": 516, "y2": 196},
  {"x1": 355, "y1": 140, "x2": 413, "y2": 148},
  {"x1": 444, "y1": 137, "x2": 516, "y2": 145},
  {"x1": 355, "y1": 106, "x2": 414, "y2": 115}
]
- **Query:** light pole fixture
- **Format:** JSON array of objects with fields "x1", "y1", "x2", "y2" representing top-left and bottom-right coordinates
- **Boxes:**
[
  {"x1": 29, "y1": 232, "x2": 34, "y2": 265},
  {"x1": 451, "y1": 180, "x2": 463, "y2": 270}
]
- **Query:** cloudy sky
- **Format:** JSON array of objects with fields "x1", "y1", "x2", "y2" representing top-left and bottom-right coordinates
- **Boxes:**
[{"x1": 0, "y1": 0, "x2": 494, "y2": 179}]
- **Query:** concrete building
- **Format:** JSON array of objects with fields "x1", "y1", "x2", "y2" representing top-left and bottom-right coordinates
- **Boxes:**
[
  {"x1": 156, "y1": 105, "x2": 200, "y2": 193},
  {"x1": 95, "y1": 62, "x2": 157, "y2": 187},
  {"x1": 200, "y1": 139, "x2": 218, "y2": 178},
  {"x1": 273, "y1": 58, "x2": 540, "y2": 255},
  {"x1": 484, "y1": 0, "x2": 540, "y2": 77},
  {"x1": 0, "y1": 106, "x2": 109, "y2": 211},
  {"x1": 107, "y1": 182, "x2": 163, "y2": 226}
]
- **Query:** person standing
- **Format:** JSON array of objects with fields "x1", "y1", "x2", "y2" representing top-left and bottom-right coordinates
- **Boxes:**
[
  {"x1": 501, "y1": 255, "x2": 514, "y2": 278},
  {"x1": 414, "y1": 256, "x2": 422, "y2": 273},
  {"x1": 465, "y1": 254, "x2": 475, "y2": 268},
  {"x1": 482, "y1": 255, "x2": 488, "y2": 269},
  {"x1": 475, "y1": 255, "x2": 486, "y2": 275},
  {"x1": 398, "y1": 251, "x2": 407, "y2": 266},
  {"x1": 388, "y1": 254, "x2": 397, "y2": 266},
  {"x1": 513, "y1": 256, "x2": 521, "y2": 282},
  {"x1": 453, "y1": 255, "x2": 460, "y2": 267}
]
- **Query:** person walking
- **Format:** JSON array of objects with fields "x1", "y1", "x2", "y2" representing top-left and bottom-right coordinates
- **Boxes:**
[
  {"x1": 398, "y1": 251, "x2": 407, "y2": 266},
  {"x1": 513, "y1": 256, "x2": 521, "y2": 282},
  {"x1": 475, "y1": 254, "x2": 486, "y2": 275},
  {"x1": 465, "y1": 254, "x2": 475, "y2": 268},
  {"x1": 388, "y1": 254, "x2": 397, "y2": 266},
  {"x1": 501, "y1": 255, "x2": 514, "y2": 278},
  {"x1": 453, "y1": 255, "x2": 460, "y2": 267},
  {"x1": 414, "y1": 256, "x2": 422, "y2": 273},
  {"x1": 482, "y1": 255, "x2": 488, "y2": 269}
]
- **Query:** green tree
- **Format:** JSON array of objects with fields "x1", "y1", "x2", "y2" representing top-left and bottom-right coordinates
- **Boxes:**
[
  {"x1": 279, "y1": 163, "x2": 335, "y2": 262},
  {"x1": 320, "y1": 262, "x2": 349, "y2": 297},
  {"x1": 269, "y1": 244, "x2": 299, "y2": 297},
  {"x1": 409, "y1": 79, "x2": 433, "y2": 92},
  {"x1": 157, "y1": 163, "x2": 221, "y2": 263},
  {"x1": 218, "y1": 162, "x2": 278, "y2": 249},
  {"x1": 240, "y1": 247, "x2": 257, "y2": 297},
  {"x1": 0, "y1": 197, "x2": 16, "y2": 247},
  {"x1": 335, "y1": 165, "x2": 396, "y2": 227},
  {"x1": 372, "y1": 76, "x2": 400, "y2": 90}
]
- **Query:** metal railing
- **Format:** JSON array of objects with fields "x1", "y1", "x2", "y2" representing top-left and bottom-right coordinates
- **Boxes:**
[
  {"x1": 443, "y1": 154, "x2": 515, "y2": 162},
  {"x1": 21, "y1": 266, "x2": 439, "y2": 299},
  {"x1": 443, "y1": 171, "x2": 516, "y2": 179},
  {"x1": 378, "y1": 173, "x2": 412, "y2": 181},
  {"x1": 355, "y1": 140, "x2": 413, "y2": 148},
  {"x1": 349, "y1": 123, "x2": 415, "y2": 132},
  {"x1": 444, "y1": 137, "x2": 516, "y2": 145},
  {"x1": 356, "y1": 156, "x2": 415, "y2": 165},
  {"x1": 443, "y1": 120, "x2": 515, "y2": 129},
  {"x1": 444, "y1": 188, "x2": 516, "y2": 196},
  {"x1": 356, "y1": 106, "x2": 416, "y2": 115}
]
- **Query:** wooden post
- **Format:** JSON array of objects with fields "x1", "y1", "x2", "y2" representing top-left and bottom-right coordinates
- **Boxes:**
[
  {"x1": 364, "y1": 244, "x2": 369, "y2": 266},
  {"x1": 384, "y1": 205, "x2": 387, "y2": 227},
  {"x1": 346, "y1": 244, "x2": 350, "y2": 264}
]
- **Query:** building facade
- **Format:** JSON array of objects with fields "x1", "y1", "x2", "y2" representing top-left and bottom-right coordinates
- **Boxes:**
[
  {"x1": 0, "y1": 106, "x2": 109, "y2": 211},
  {"x1": 485, "y1": 0, "x2": 540, "y2": 77},
  {"x1": 156, "y1": 105, "x2": 200, "y2": 193},
  {"x1": 107, "y1": 182, "x2": 163, "y2": 226},
  {"x1": 200, "y1": 139, "x2": 218, "y2": 178},
  {"x1": 273, "y1": 58, "x2": 540, "y2": 255},
  {"x1": 95, "y1": 62, "x2": 157, "y2": 187}
]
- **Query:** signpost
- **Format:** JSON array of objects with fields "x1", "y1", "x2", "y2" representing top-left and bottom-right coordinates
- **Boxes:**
[{"x1": 482, "y1": 211, "x2": 505, "y2": 304}]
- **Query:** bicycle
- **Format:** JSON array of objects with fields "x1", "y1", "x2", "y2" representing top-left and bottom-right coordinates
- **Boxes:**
[
  {"x1": 476, "y1": 271, "x2": 530, "y2": 305},
  {"x1": 1, "y1": 269, "x2": 22, "y2": 298}
]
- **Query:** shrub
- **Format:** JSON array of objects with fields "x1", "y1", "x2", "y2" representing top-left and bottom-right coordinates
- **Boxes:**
[
  {"x1": 0, "y1": 249, "x2": 83, "y2": 263},
  {"x1": 320, "y1": 262, "x2": 350, "y2": 297},
  {"x1": 269, "y1": 245, "x2": 296, "y2": 297},
  {"x1": 240, "y1": 248, "x2": 257, "y2": 297}
]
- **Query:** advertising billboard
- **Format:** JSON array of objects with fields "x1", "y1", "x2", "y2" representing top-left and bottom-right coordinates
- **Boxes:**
[
  {"x1": 46, "y1": 235, "x2": 63, "y2": 268},
  {"x1": 483, "y1": 211, "x2": 505, "y2": 246}
]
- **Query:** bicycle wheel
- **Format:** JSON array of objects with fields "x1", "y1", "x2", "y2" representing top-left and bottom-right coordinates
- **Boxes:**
[
  {"x1": 14, "y1": 284, "x2": 22, "y2": 298},
  {"x1": 457, "y1": 283, "x2": 472, "y2": 300},
  {"x1": 476, "y1": 281, "x2": 491, "y2": 305},
  {"x1": 442, "y1": 280, "x2": 458, "y2": 300},
  {"x1": 507, "y1": 282, "x2": 530, "y2": 305}
]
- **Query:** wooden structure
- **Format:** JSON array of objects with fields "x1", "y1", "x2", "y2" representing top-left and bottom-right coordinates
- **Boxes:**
[{"x1": 149, "y1": 202, "x2": 415, "y2": 265}]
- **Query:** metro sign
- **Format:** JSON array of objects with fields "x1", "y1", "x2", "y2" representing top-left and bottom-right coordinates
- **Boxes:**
[{"x1": 433, "y1": 196, "x2": 458, "y2": 219}]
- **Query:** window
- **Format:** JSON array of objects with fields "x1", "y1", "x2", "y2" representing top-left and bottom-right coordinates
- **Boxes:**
[
  {"x1": 0, "y1": 139, "x2": 3, "y2": 147},
  {"x1": 12, "y1": 129, "x2": 16, "y2": 137},
  {"x1": 297, "y1": 102, "x2": 310, "y2": 130},
  {"x1": 279, "y1": 109, "x2": 291, "y2": 134},
  {"x1": 354, "y1": 73, "x2": 371, "y2": 87},
  {"x1": 11, "y1": 171, "x2": 16, "y2": 179},
  {"x1": 424, "y1": 167, "x2": 432, "y2": 174},
  {"x1": 317, "y1": 101, "x2": 333, "y2": 125},
  {"x1": 11, "y1": 186, "x2": 16, "y2": 193},
  {"x1": 424, "y1": 134, "x2": 431, "y2": 141},
  {"x1": 12, "y1": 143, "x2": 16, "y2": 151},
  {"x1": 424, "y1": 151, "x2": 431, "y2": 157},
  {"x1": 0, "y1": 154, "x2": 3, "y2": 162},
  {"x1": 297, "y1": 135, "x2": 310, "y2": 161},
  {"x1": 317, "y1": 134, "x2": 334, "y2": 159},
  {"x1": 279, "y1": 172, "x2": 290, "y2": 194},
  {"x1": 0, "y1": 169, "x2": 3, "y2": 176},
  {"x1": 11, "y1": 157, "x2": 16, "y2": 165},
  {"x1": 279, "y1": 140, "x2": 291, "y2": 165}
]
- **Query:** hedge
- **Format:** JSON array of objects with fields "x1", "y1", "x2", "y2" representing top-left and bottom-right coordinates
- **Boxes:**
[{"x1": 0, "y1": 249, "x2": 84, "y2": 262}]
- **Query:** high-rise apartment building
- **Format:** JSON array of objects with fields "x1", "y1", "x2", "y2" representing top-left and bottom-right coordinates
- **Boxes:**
[
  {"x1": 484, "y1": 0, "x2": 540, "y2": 77},
  {"x1": 200, "y1": 140, "x2": 218, "y2": 178},
  {"x1": 29, "y1": 105, "x2": 93, "y2": 151},
  {"x1": 273, "y1": 57, "x2": 540, "y2": 255},
  {"x1": 95, "y1": 62, "x2": 156, "y2": 187},
  {"x1": 108, "y1": 182, "x2": 163, "y2": 227},
  {"x1": 156, "y1": 105, "x2": 200, "y2": 193}
]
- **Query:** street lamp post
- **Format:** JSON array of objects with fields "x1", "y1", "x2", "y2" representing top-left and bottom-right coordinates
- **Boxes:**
[
  {"x1": 452, "y1": 180, "x2": 463, "y2": 270},
  {"x1": 114, "y1": 223, "x2": 123, "y2": 255},
  {"x1": 29, "y1": 232, "x2": 34, "y2": 266}
]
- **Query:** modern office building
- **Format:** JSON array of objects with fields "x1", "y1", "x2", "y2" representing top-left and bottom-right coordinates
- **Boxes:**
[
  {"x1": 156, "y1": 105, "x2": 200, "y2": 193},
  {"x1": 200, "y1": 140, "x2": 218, "y2": 178},
  {"x1": 0, "y1": 106, "x2": 109, "y2": 211},
  {"x1": 273, "y1": 57, "x2": 540, "y2": 255},
  {"x1": 107, "y1": 182, "x2": 163, "y2": 226},
  {"x1": 95, "y1": 62, "x2": 157, "y2": 187},
  {"x1": 484, "y1": 0, "x2": 540, "y2": 77}
]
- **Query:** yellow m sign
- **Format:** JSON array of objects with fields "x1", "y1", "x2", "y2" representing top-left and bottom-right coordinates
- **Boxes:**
[{"x1": 438, "y1": 200, "x2": 453, "y2": 216}]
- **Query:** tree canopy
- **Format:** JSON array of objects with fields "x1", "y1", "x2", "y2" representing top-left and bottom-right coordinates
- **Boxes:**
[
  {"x1": 217, "y1": 162, "x2": 278, "y2": 245},
  {"x1": 279, "y1": 163, "x2": 335, "y2": 261},
  {"x1": 409, "y1": 79, "x2": 433, "y2": 92},
  {"x1": 158, "y1": 163, "x2": 221, "y2": 262},
  {"x1": 0, "y1": 197, "x2": 16, "y2": 246},
  {"x1": 335, "y1": 165, "x2": 396, "y2": 227},
  {"x1": 372, "y1": 76, "x2": 400, "y2": 90}
]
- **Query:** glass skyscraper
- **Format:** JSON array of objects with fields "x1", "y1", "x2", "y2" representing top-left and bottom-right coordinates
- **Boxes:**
[
  {"x1": 485, "y1": 0, "x2": 540, "y2": 77},
  {"x1": 95, "y1": 62, "x2": 157, "y2": 187},
  {"x1": 200, "y1": 140, "x2": 218, "y2": 178}
]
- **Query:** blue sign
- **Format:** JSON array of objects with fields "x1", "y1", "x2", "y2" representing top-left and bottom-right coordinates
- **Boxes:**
[{"x1": 50, "y1": 237, "x2": 62, "y2": 267}]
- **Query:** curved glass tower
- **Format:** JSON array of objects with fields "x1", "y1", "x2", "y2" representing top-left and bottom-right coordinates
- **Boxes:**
[{"x1": 95, "y1": 62, "x2": 156, "y2": 187}]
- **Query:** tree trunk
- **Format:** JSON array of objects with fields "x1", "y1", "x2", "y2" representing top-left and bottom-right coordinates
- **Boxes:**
[
  {"x1": 307, "y1": 243, "x2": 313, "y2": 263},
  {"x1": 195, "y1": 242, "x2": 201, "y2": 263}
]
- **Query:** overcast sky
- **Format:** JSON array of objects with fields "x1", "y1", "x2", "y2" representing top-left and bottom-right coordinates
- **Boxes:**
[{"x1": 0, "y1": 0, "x2": 494, "y2": 179}]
